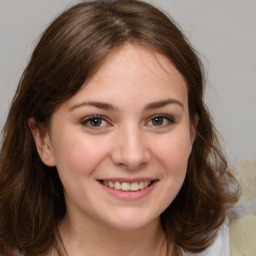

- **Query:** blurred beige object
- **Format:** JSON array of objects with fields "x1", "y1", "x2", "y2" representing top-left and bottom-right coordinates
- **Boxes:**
[
  {"x1": 230, "y1": 214, "x2": 256, "y2": 256},
  {"x1": 230, "y1": 159, "x2": 256, "y2": 256},
  {"x1": 238, "y1": 160, "x2": 256, "y2": 201}
]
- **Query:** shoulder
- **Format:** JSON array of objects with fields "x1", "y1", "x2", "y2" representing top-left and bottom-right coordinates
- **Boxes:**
[{"x1": 183, "y1": 222, "x2": 230, "y2": 256}]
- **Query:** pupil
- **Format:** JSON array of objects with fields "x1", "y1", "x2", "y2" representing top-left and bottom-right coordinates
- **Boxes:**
[
  {"x1": 152, "y1": 117, "x2": 163, "y2": 126},
  {"x1": 90, "y1": 118, "x2": 102, "y2": 127}
]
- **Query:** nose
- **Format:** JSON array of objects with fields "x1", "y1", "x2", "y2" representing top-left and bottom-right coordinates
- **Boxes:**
[{"x1": 110, "y1": 125, "x2": 151, "y2": 170}]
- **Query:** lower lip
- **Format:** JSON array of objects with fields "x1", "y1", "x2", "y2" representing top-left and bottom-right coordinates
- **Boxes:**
[{"x1": 99, "y1": 181, "x2": 157, "y2": 200}]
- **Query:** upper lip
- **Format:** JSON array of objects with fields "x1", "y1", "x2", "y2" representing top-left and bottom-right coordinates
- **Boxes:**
[{"x1": 98, "y1": 178, "x2": 158, "y2": 183}]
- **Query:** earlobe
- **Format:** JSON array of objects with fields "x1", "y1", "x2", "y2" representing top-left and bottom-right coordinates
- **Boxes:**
[{"x1": 28, "y1": 117, "x2": 56, "y2": 167}]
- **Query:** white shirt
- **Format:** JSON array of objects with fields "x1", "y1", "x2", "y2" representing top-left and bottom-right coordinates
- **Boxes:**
[{"x1": 184, "y1": 222, "x2": 230, "y2": 256}]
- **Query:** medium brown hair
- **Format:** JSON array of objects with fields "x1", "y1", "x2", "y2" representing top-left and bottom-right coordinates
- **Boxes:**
[{"x1": 0, "y1": 1, "x2": 239, "y2": 255}]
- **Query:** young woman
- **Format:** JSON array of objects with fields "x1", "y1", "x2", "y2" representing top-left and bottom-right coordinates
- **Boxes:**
[{"x1": 0, "y1": 1, "x2": 239, "y2": 255}]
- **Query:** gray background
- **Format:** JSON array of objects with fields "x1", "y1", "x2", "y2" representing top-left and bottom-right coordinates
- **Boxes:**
[{"x1": 0, "y1": 0, "x2": 255, "y2": 165}]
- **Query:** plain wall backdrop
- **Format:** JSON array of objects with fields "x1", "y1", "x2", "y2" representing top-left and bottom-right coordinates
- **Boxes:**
[{"x1": 0, "y1": 0, "x2": 255, "y2": 165}]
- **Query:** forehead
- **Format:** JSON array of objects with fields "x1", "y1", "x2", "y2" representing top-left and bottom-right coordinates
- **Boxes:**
[
  {"x1": 92, "y1": 44, "x2": 186, "y2": 86},
  {"x1": 64, "y1": 44, "x2": 188, "y2": 110}
]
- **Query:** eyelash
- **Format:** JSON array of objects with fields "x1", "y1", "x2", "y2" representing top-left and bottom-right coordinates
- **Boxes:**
[
  {"x1": 81, "y1": 115, "x2": 110, "y2": 128},
  {"x1": 146, "y1": 114, "x2": 175, "y2": 127},
  {"x1": 81, "y1": 114, "x2": 175, "y2": 129}
]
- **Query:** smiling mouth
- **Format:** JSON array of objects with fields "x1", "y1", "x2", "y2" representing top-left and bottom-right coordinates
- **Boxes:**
[{"x1": 100, "y1": 180, "x2": 155, "y2": 192}]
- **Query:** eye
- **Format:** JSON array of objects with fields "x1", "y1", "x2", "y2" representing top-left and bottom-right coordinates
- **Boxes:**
[
  {"x1": 146, "y1": 115, "x2": 175, "y2": 127},
  {"x1": 81, "y1": 115, "x2": 109, "y2": 128}
]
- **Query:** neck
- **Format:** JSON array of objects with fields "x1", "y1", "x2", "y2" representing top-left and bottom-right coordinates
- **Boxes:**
[{"x1": 58, "y1": 214, "x2": 167, "y2": 256}]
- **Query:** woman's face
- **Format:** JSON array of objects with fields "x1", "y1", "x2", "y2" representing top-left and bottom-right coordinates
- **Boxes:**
[{"x1": 36, "y1": 44, "x2": 196, "y2": 230}]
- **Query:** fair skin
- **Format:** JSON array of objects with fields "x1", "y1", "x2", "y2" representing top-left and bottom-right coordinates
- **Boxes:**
[{"x1": 29, "y1": 44, "x2": 197, "y2": 256}]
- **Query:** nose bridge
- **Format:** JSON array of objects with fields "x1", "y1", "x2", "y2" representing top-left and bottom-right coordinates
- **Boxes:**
[{"x1": 111, "y1": 123, "x2": 150, "y2": 170}]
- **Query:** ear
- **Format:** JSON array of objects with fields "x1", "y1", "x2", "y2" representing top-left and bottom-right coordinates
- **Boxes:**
[
  {"x1": 28, "y1": 117, "x2": 56, "y2": 167},
  {"x1": 190, "y1": 114, "x2": 199, "y2": 145}
]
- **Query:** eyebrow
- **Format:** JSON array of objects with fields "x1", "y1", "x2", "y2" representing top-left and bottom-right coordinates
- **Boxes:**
[
  {"x1": 69, "y1": 101, "x2": 118, "y2": 112},
  {"x1": 69, "y1": 98, "x2": 184, "y2": 112},
  {"x1": 144, "y1": 99, "x2": 184, "y2": 111}
]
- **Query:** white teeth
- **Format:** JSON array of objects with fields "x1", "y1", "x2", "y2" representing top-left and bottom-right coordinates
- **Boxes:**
[
  {"x1": 114, "y1": 181, "x2": 122, "y2": 190},
  {"x1": 130, "y1": 182, "x2": 139, "y2": 191},
  {"x1": 102, "y1": 180, "x2": 152, "y2": 191},
  {"x1": 121, "y1": 182, "x2": 130, "y2": 191},
  {"x1": 138, "y1": 181, "x2": 145, "y2": 190},
  {"x1": 109, "y1": 181, "x2": 114, "y2": 188}
]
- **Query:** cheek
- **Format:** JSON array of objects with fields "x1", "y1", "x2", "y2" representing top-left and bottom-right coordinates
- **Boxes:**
[
  {"x1": 152, "y1": 131, "x2": 192, "y2": 173},
  {"x1": 149, "y1": 131, "x2": 192, "y2": 214},
  {"x1": 51, "y1": 132, "x2": 110, "y2": 180}
]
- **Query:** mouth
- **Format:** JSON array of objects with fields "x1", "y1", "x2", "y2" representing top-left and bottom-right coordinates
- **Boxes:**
[{"x1": 99, "y1": 180, "x2": 156, "y2": 192}]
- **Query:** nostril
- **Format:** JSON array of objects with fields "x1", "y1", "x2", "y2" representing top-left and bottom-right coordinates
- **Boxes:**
[
  {"x1": 111, "y1": 151, "x2": 150, "y2": 170},
  {"x1": 110, "y1": 131, "x2": 151, "y2": 170}
]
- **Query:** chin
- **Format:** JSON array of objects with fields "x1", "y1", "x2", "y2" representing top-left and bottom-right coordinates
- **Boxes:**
[{"x1": 102, "y1": 209, "x2": 160, "y2": 231}]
